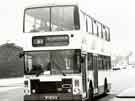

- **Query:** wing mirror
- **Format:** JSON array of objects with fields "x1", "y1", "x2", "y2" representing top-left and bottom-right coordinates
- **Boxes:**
[
  {"x1": 19, "y1": 52, "x2": 24, "y2": 58},
  {"x1": 80, "y1": 56, "x2": 85, "y2": 63}
]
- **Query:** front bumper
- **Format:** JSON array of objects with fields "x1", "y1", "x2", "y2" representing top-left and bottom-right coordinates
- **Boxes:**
[{"x1": 24, "y1": 93, "x2": 82, "y2": 101}]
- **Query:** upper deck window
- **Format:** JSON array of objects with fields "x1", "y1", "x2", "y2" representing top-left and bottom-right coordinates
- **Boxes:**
[{"x1": 24, "y1": 6, "x2": 80, "y2": 33}]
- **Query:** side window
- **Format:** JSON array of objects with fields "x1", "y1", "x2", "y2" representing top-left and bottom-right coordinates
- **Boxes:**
[
  {"x1": 105, "y1": 27, "x2": 108, "y2": 41},
  {"x1": 102, "y1": 56, "x2": 105, "y2": 70},
  {"x1": 100, "y1": 55, "x2": 104, "y2": 70},
  {"x1": 88, "y1": 54, "x2": 93, "y2": 70},
  {"x1": 109, "y1": 56, "x2": 111, "y2": 69},
  {"x1": 99, "y1": 56, "x2": 111, "y2": 70},
  {"x1": 80, "y1": 11, "x2": 87, "y2": 32},
  {"x1": 105, "y1": 57, "x2": 108, "y2": 70},
  {"x1": 87, "y1": 17, "x2": 93, "y2": 34},
  {"x1": 101, "y1": 25, "x2": 110, "y2": 41},
  {"x1": 93, "y1": 20, "x2": 98, "y2": 36},
  {"x1": 102, "y1": 25, "x2": 106, "y2": 40},
  {"x1": 108, "y1": 56, "x2": 111, "y2": 69},
  {"x1": 97, "y1": 23, "x2": 102, "y2": 38},
  {"x1": 106, "y1": 27, "x2": 110, "y2": 41},
  {"x1": 105, "y1": 57, "x2": 107, "y2": 70},
  {"x1": 107, "y1": 56, "x2": 110, "y2": 70},
  {"x1": 98, "y1": 56, "x2": 102, "y2": 70}
]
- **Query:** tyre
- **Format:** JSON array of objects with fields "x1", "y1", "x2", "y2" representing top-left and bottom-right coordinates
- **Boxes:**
[{"x1": 104, "y1": 77, "x2": 108, "y2": 94}]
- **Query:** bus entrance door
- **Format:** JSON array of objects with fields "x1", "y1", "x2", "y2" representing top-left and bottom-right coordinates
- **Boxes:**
[
  {"x1": 93, "y1": 55, "x2": 98, "y2": 94},
  {"x1": 81, "y1": 54, "x2": 87, "y2": 98}
]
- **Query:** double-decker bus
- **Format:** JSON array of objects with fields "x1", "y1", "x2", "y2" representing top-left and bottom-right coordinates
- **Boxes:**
[{"x1": 21, "y1": 0, "x2": 111, "y2": 101}]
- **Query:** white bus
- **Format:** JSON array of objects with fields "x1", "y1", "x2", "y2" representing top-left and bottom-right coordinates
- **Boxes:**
[{"x1": 21, "y1": 0, "x2": 111, "y2": 101}]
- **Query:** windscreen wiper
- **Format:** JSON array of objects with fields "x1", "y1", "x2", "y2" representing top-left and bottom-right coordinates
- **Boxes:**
[
  {"x1": 36, "y1": 63, "x2": 51, "y2": 77},
  {"x1": 30, "y1": 65, "x2": 44, "y2": 77},
  {"x1": 36, "y1": 71, "x2": 42, "y2": 77},
  {"x1": 35, "y1": 68, "x2": 44, "y2": 77}
]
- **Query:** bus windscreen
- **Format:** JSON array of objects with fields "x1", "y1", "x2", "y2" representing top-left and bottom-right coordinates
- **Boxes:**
[{"x1": 24, "y1": 50, "x2": 81, "y2": 75}]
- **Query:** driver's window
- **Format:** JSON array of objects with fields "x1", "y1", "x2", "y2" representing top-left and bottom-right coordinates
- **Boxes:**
[{"x1": 25, "y1": 55, "x2": 32, "y2": 72}]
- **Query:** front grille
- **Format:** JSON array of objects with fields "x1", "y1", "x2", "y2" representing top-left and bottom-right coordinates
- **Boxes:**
[
  {"x1": 38, "y1": 82, "x2": 62, "y2": 93},
  {"x1": 30, "y1": 80, "x2": 62, "y2": 94},
  {"x1": 30, "y1": 79, "x2": 72, "y2": 94}
]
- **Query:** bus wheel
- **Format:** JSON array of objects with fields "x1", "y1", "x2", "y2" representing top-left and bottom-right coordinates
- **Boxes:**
[
  {"x1": 88, "y1": 80, "x2": 94, "y2": 101},
  {"x1": 104, "y1": 78, "x2": 108, "y2": 94}
]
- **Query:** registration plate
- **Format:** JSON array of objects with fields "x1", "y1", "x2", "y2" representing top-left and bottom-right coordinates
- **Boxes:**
[{"x1": 44, "y1": 96, "x2": 58, "y2": 100}]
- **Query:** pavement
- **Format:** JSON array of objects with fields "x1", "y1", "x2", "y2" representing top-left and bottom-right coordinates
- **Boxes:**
[
  {"x1": 0, "y1": 87, "x2": 23, "y2": 101},
  {"x1": 117, "y1": 87, "x2": 135, "y2": 98},
  {"x1": 97, "y1": 68, "x2": 135, "y2": 101},
  {"x1": 0, "y1": 77, "x2": 24, "y2": 101},
  {"x1": 0, "y1": 77, "x2": 23, "y2": 87},
  {"x1": 110, "y1": 68, "x2": 135, "y2": 94}
]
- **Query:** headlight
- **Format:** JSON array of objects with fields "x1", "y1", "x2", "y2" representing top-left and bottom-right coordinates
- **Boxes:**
[
  {"x1": 73, "y1": 88, "x2": 81, "y2": 95},
  {"x1": 57, "y1": 88, "x2": 62, "y2": 92},
  {"x1": 67, "y1": 88, "x2": 72, "y2": 93},
  {"x1": 32, "y1": 89, "x2": 36, "y2": 93},
  {"x1": 73, "y1": 79, "x2": 81, "y2": 95}
]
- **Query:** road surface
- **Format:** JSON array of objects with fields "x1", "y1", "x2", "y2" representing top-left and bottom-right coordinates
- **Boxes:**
[
  {"x1": 0, "y1": 68, "x2": 135, "y2": 101},
  {"x1": 97, "y1": 68, "x2": 135, "y2": 101}
]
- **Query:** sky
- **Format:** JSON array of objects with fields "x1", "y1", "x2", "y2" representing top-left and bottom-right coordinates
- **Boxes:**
[{"x1": 0, "y1": 0, "x2": 135, "y2": 54}]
